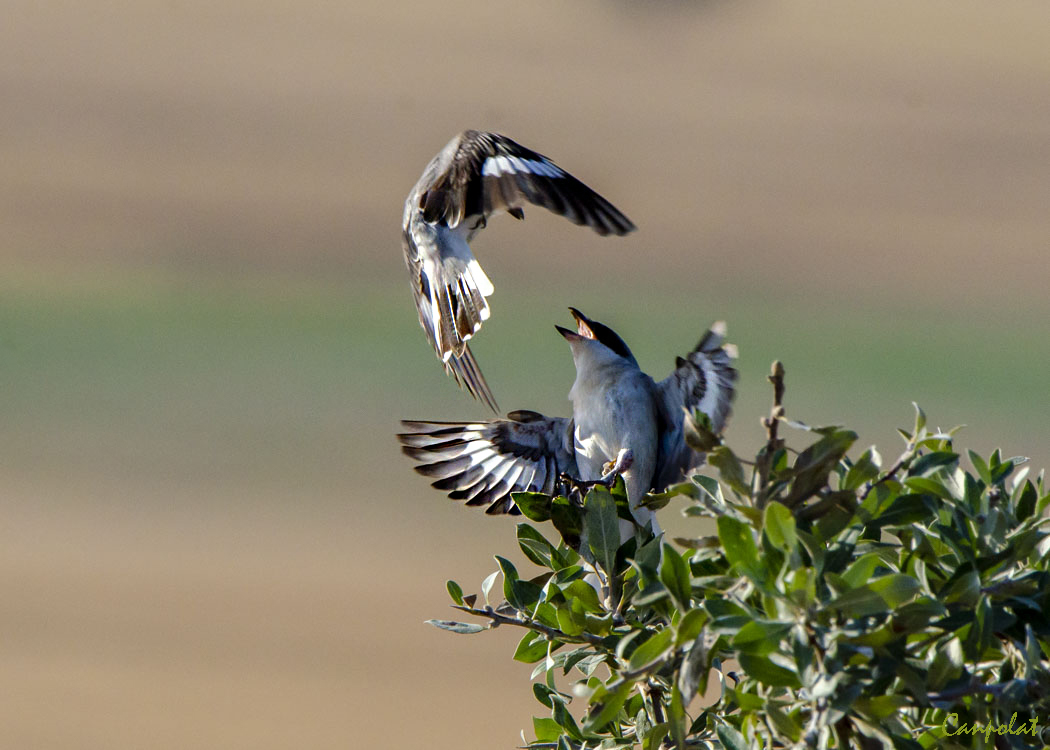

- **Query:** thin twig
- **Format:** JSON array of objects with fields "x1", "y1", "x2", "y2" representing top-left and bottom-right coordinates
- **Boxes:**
[
  {"x1": 755, "y1": 361, "x2": 786, "y2": 508},
  {"x1": 451, "y1": 604, "x2": 609, "y2": 647},
  {"x1": 860, "y1": 445, "x2": 913, "y2": 500},
  {"x1": 927, "y1": 679, "x2": 1013, "y2": 703}
]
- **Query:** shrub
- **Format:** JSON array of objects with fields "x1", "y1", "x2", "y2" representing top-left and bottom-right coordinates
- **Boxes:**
[{"x1": 428, "y1": 363, "x2": 1050, "y2": 749}]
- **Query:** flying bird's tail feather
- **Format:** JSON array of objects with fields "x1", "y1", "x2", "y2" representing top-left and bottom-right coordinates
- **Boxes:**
[
  {"x1": 424, "y1": 255, "x2": 493, "y2": 361},
  {"x1": 443, "y1": 343, "x2": 498, "y2": 413}
]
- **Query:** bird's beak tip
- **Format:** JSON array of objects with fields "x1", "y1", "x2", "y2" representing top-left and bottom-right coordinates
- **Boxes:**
[{"x1": 555, "y1": 324, "x2": 578, "y2": 341}]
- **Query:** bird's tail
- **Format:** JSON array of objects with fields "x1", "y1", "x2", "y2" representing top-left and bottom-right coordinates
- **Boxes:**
[
  {"x1": 443, "y1": 344, "x2": 499, "y2": 413},
  {"x1": 417, "y1": 254, "x2": 497, "y2": 411},
  {"x1": 423, "y1": 255, "x2": 493, "y2": 359},
  {"x1": 689, "y1": 321, "x2": 738, "y2": 434}
]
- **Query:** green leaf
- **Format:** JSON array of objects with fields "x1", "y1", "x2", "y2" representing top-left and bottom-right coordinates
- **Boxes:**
[
  {"x1": 892, "y1": 598, "x2": 948, "y2": 632},
  {"x1": 926, "y1": 636, "x2": 963, "y2": 689},
  {"x1": 827, "y1": 586, "x2": 889, "y2": 618},
  {"x1": 660, "y1": 543, "x2": 692, "y2": 609},
  {"x1": 446, "y1": 579, "x2": 464, "y2": 605},
  {"x1": 842, "y1": 447, "x2": 881, "y2": 491},
  {"x1": 693, "y1": 474, "x2": 725, "y2": 506},
  {"x1": 829, "y1": 574, "x2": 919, "y2": 617},
  {"x1": 709, "y1": 446, "x2": 750, "y2": 496},
  {"x1": 941, "y1": 569, "x2": 980, "y2": 607},
  {"x1": 962, "y1": 596, "x2": 994, "y2": 661},
  {"x1": 716, "y1": 722, "x2": 749, "y2": 750},
  {"x1": 968, "y1": 450, "x2": 992, "y2": 484},
  {"x1": 584, "y1": 680, "x2": 632, "y2": 732},
  {"x1": 913, "y1": 402, "x2": 927, "y2": 435},
  {"x1": 684, "y1": 409, "x2": 722, "y2": 451},
  {"x1": 643, "y1": 723, "x2": 669, "y2": 750},
  {"x1": 493, "y1": 556, "x2": 542, "y2": 611},
  {"x1": 841, "y1": 552, "x2": 882, "y2": 588},
  {"x1": 990, "y1": 453, "x2": 1024, "y2": 484},
  {"x1": 556, "y1": 603, "x2": 585, "y2": 637},
  {"x1": 425, "y1": 619, "x2": 486, "y2": 634},
  {"x1": 495, "y1": 556, "x2": 519, "y2": 581},
  {"x1": 551, "y1": 496, "x2": 583, "y2": 547},
  {"x1": 480, "y1": 570, "x2": 499, "y2": 605},
  {"x1": 533, "y1": 682, "x2": 560, "y2": 709},
  {"x1": 533, "y1": 717, "x2": 561, "y2": 742},
  {"x1": 717, "y1": 515, "x2": 760, "y2": 580},
  {"x1": 1024, "y1": 624, "x2": 1042, "y2": 680},
  {"x1": 1016, "y1": 480, "x2": 1037, "y2": 521},
  {"x1": 767, "y1": 705, "x2": 802, "y2": 742},
  {"x1": 644, "y1": 480, "x2": 700, "y2": 507},
  {"x1": 563, "y1": 579, "x2": 604, "y2": 613},
  {"x1": 855, "y1": 695, "x2": 908, "y2": 721},
  {"x1": 628, "y1": 627, "x2": 674, "y2": 673},
  {"x1": 737, "y1": 652, "x2": 802, "y2": 688},
  {"x1": 668, "y1": 683, "x2": 687, "y2": 750},
  {"x1": 553, "y1": 698, "x2": 583, "y2": 740},
  {"x1": 910, "y1": 451, "x2": 959, "y2": 477},
  {"x1": 532, "y1": 602, "x2": 560, "y2": 630},
  {"x1": 763, "y1": 501, "x2": 797, "y2": 553},
  {"x1": 585, "y1": 486, "x2": 621, "y2": 579},
  {"x1": 513, "y1": 630, "x2": 550, "y2": 663},
  {"x1": 904, "y1": 476, "x2": 956, "y2": 501},
  {"x1": 510, "y1": 578, "x2": 544, "y2": 611},
  {"x1": 731, "y1": 620, "x2": 791, "y2": 655},
  {"x1": 517, "y1": 523, "x2": 555, "y2": 568},
  {"x1": 675, "y1": 608, "x2": 708, "y2": 647},
  {"x1": 783, "y1": 428, "x2": 858, "y2": 505},
  {"x1": 868, "y1": 573, "x2": 920, "y2": 607},
  {"x1": 512, "y1": 491, "x2": 553, "y2": 522}
]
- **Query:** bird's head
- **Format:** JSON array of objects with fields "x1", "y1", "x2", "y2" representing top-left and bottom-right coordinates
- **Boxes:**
[{"x1": 556, "y1": 308, "x2": 637, "y2": 369}]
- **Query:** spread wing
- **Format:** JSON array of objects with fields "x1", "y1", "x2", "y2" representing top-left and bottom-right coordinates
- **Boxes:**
[
  {"x1": 398, "y1": 410, "x2": 577, "y2": 515},
  {"x1": 652, "y1": 322, "x2": 739, "y2": 490},
  {"x1": 419, "y1": 130, "x2": 636, "y2": 236},
  {"x1": 401, "y1": 130, "x2": 635, "y2": 410}
]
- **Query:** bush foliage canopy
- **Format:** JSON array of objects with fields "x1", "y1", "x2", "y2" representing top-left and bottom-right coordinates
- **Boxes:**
[{"x1": 428, "y1": 363, "x2": 1050, "y2": 749}]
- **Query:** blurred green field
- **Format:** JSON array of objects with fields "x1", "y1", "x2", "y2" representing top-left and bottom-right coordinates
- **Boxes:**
[{"x1": 4, "y1": 270, "x2": 1046, "y2": 488}]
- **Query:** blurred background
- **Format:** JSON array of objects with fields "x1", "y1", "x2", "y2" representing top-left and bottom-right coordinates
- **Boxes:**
[{"x1": 2, "y1": 1, "x2": 1048, "y2": 747}]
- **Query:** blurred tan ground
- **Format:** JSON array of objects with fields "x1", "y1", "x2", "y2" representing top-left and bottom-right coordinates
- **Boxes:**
[{"x1": 2, "y1": 1, "x2": 1049, "y2": 748}]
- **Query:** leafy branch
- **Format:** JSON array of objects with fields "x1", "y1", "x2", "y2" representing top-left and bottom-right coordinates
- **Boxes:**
[{"x1": 426, "y1": 362, "x2": 1050, "y2": 750}]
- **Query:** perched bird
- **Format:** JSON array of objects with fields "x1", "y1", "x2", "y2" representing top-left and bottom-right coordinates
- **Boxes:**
[
  {"x1": 398, "y1": 309, "x2": 737, "y2": 538},
  {"x1": 402, "y1": 131, "x2": 636, "y2": 411}
]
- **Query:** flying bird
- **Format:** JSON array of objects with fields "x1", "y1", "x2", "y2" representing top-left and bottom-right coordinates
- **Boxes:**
[
  {"x1": 398, "y1": 309, "x2": 737, "y2": 538},
  {"x1": 402, "y1": 131, "x2": 636, "y2": 411}
]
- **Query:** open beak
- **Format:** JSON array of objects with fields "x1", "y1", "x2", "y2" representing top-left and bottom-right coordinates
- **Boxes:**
[
  {"x1": 568, "y1": 307, "x2": 596, "y2": 339},
  {"x1": 557, "y1": 307, "x2": 596, "y2": 341}
]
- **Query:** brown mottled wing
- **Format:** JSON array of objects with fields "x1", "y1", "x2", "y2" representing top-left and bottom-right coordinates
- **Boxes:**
[
  {"x1": 653, "y1": 322, "x2": 739, "y2": 490},
  {"x1": 398, "y1": 411, "x2": 576, "y2": 515},
  {"x1": 421, "y1": 130, "x2": 635, "y2": 236}
]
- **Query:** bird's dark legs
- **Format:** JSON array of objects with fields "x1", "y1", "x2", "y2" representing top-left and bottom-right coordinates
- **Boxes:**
[{"x1": 558, "y1": 449, "x2": 634, "y2": 496}]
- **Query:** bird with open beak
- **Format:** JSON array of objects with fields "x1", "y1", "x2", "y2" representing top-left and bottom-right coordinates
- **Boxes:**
[{"x1": 398, "y1": 309, "x2": 737, "y2": 541}]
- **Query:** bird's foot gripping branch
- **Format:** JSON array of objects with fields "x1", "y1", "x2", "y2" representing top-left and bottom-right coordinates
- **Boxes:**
[{"x1": 427, "y1": 363, "x2": 1050, "y2": 750}]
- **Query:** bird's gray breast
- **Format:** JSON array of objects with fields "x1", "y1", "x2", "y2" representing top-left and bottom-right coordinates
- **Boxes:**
[{"x1": 571, "y1": 367, "x2": 659, "y2": 483}]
